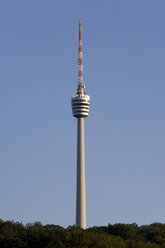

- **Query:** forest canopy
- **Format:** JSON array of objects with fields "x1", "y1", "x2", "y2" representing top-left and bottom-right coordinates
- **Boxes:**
[{"x1": 0, "y1": 219, "x2": 165, "y2": 248}]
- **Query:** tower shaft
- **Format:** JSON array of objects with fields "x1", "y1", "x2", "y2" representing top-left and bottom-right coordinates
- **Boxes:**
[{"x1": 76, "y1": 118, "x2": 86, "y2": 229}]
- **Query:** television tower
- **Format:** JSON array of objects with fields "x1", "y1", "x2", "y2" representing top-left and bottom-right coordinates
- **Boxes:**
[{"x1": 71, "y1": 20, "x2": 90, "y2": 229}]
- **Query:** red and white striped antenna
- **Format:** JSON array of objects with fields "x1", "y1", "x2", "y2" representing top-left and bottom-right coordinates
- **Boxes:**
[{"x1": 78, "y1": 20, "x2": 83, "y2": 86}]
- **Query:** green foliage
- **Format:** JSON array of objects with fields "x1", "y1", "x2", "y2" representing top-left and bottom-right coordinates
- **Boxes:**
[{"x1": 0, "y1": 219, "x2": 165, "y2": 248}]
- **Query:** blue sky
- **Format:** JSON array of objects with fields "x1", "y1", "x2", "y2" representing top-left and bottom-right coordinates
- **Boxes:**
[{"x1": 0, "y1": 0, "x2": 164, "y2": 228}]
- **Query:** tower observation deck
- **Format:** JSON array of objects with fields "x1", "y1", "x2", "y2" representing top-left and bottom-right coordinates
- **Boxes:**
[
  {"x1": 72, "y1": 88, "x2": 90, "y2": 118},
  {"x1": 71, "y1": 20, "x2": 90, "y2": 229}
]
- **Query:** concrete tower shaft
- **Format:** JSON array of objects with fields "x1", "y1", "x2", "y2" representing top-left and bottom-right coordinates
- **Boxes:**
[{"x1": 71, "y1": 20, "x2": 90, "y2": 229}]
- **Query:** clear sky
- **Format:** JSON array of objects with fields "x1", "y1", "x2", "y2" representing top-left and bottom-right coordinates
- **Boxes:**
[{"x1": 0, "y1": 0, "x2": 164, "y2": 228}]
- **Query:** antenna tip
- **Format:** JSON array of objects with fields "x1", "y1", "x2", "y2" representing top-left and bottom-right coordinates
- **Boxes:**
[{"x1": 79, "y1": 20, "x2": 82, "y2": 24}]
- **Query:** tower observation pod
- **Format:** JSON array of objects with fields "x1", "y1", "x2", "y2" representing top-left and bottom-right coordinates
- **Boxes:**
[{"x1": 71, "y1": 20, "x2": 90, "y2": 229}]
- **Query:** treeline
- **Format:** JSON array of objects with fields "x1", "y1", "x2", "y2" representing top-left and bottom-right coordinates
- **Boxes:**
[{"x1": 0, "y1": 219, "x2": 165, "y2": 248}]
